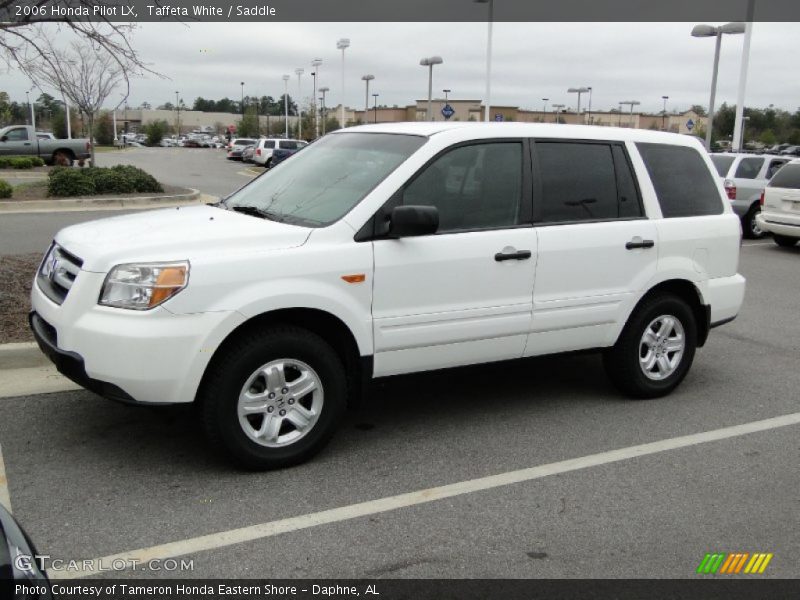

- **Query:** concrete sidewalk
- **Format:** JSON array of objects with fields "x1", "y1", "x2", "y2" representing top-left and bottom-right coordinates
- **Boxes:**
[
  {"x1": 0, "y1": 342, "x2": 80, "y2": 398},
  {"x1": 0, "y1": 188, "x2": 216, "y2": 214}
]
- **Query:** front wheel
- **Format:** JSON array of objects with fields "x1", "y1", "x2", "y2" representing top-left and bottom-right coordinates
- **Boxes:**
[
  {"x1": 773, "y1": 234, "x2": 798, "y2": 247},
  {"x1": 200, "y1": 326, "x2": 347, "y2": 469},
  {"x1": 603, "y1": 294, "x2": 697, "y2": 399}
]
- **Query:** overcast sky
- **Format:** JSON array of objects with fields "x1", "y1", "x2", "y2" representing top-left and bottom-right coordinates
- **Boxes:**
[{"x1": 2, "y1": 21, "x2": 798, "y2": 115}]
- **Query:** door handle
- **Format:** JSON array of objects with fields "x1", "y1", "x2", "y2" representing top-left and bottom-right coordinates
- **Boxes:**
[
  {"x1": 495, "y1": 250, "x2": 532, "y2": 262},
  {"x1": 625, "y1": 237, "x2": 655, "y2": 250}
]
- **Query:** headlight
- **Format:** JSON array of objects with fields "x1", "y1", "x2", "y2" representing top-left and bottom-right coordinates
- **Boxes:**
[{"x1": 98, "y1": 261, "x2": 189, "y2": 310}]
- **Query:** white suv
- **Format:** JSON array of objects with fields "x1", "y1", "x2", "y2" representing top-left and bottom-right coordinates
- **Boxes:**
[
  {"x1": 252, "y1": 138, "x2": 307, "y2": 167},
  {"x1": 30, "y1": 123, "x2": 746, "y2": 469},
  {"x1": 756, "y1": 158, "x2": 800, "y2": 247}
]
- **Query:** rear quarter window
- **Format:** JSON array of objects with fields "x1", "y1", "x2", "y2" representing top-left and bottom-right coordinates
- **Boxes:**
[
  {"x1": 734, "y1": 157, "x2": 764, "y2": 179},
  {"x1": 710, "y1": 155, "x2": 735, "y2": 177},
  {"x1": 636, "y1": 143, "x2": 723, "y2": 218},
  {"x1": 768, "y1": 163, "x2": 800, "y2": 189}
]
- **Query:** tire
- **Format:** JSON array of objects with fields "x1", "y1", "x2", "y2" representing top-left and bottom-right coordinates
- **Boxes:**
[
  {"x1": 52, "y1": 150, "x2": 74, "y2": 167},
  {"x1": 264, "y1": 157, "x2": 272, "y2": 169},
  {"x1": 603, "y1": 294, "x2": 697, "y2": 399},
  {"x1": 200, "y1": 326, "x2": 347, "y2": 469},
  {"x1": 773, "y1": 234, "x2": 798, "y2": 248},
  {"x1": 743, "y1": 205, "x2": 765, "y2": 239}
]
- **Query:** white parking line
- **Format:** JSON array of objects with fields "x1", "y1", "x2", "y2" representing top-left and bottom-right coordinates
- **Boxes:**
[
  {"x1": 50, "y1": 411, "x2": 800, "y2": 580},
  {"x1": 742, "y1": 241, "x2": 773, "y2": 246},
  {"x1": 0, "y1": 443, "x2": 12, "y2": 513}
]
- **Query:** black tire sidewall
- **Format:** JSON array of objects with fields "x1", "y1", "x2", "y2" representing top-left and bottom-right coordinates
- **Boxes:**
[
  {"x1": 203, "y1": 329, "x2": 346, "y2": 469},
  {"x1": 745, "y1": 206, "x2": 764, "y2": 239},
  {"x1": 606, "y1": 295, "x2": 697, "y2": 398}
]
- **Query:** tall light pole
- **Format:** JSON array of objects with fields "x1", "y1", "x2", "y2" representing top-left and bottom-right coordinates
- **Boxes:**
[
  {"x1": 319, "y1": 86, "x2": 329, "y2": 135},
  {"x1": 443, "y1": 89, "x2": 450, "y2": 103},
  {"x1": 732, "y1": 3, "x2": 755, "y2": 151},
  {"x1": 661, "y1": 95, "x2": 669, "y2": 130},
  {"x1": 240, "y1": 82, "x2": 244, "y2": 117},
  {"x1": 474, "y1": 0, "x2": 493, "y2": 122},
  {"x1": 372, "y1": 93, "x2": 379, "y2": 123},
  {"x1": 620, "y1": 100, "x2": 640, "y2": 128},
  {"x1": 541, "y1": 98, "x2": 548, "y2": 122},
  {"x1": 26, "y1": 91, "x2": 36, "y2": 129},
  {"x1": 692, "y1": 22, "x2": 746, "y2": 150},
  {"x1": 282, "y1": 75, "x2": 290, "y2": 138},
  {"x1": 64, "y1": 94, "x2": 71, "y2": 139},
  {"x1": 419, "y1": 56, "x2": 443, "y2": 121},
  {"x1": 587, "y1": 86, "x2": 593, "y2": 124},
  {"x1": 311, "y1": 58, "x2": 322, "y2": 138},
  {"x1": 552, "y1": 103, "x2": 564, "y2": 124},
  {"x1": 295, "y1": 68, "x2": 304, "y2": 139},
  {"x1": 175, "y1": 90, "x2": 180, "y2": 136},
  {"x1": 361, "y1": 75, "x2": 374, "y2": 125},
  {"x1": 337, "y1": 38, "x2": 350, "y2": 128},
  {"x1": 567, "y1": 87, "x2": 590, "y2": 122}
]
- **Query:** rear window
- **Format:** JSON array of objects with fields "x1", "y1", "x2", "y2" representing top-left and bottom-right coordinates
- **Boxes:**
[
  {"x1": 637, "y1": 143, "x2": 723, "y2": 218},
  {"x1": 710, "y1": 155, "x2": 735, "y2": 177},
  {"x1": 734, "y1": 157, "x2": 764, "y2": 179},
  {"x1": 262, "y1": 140, "x2": 276, "y2": 149},
  {"x1": 280, "y1": 141, "x2": 299, "y2": 150},
  {"x1": 768, "y1": 163, "x2": 800, "y2": 189}
]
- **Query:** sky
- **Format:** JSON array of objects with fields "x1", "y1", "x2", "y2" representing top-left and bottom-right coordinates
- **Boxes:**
[{"x1": 2, "y1": 21, "x2": 798, "y2": 115}]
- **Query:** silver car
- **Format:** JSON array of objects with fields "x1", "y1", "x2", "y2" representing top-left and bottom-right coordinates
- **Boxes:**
[{"x1": 710, "y1": 153, "x2": 791, "y2": 238}]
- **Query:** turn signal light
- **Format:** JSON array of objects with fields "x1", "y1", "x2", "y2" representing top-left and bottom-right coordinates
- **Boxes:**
[{"x1": 341, "y1": 274, "x2": 366, "y2": 284}]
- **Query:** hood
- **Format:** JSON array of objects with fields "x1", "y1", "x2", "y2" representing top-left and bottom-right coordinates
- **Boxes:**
[{"x1": 55, "y1": 205, "x2": 312, "y2": 272}]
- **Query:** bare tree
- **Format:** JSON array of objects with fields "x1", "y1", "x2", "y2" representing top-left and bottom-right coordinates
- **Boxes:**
[{"x1": 29, "y1": 39, "x2": 131, "y2": 164}]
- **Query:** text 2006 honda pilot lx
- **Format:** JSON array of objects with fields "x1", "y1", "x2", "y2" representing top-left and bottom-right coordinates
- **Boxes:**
[{"x1": 30, "y1": 123, "x2": 746, "y2": 469}]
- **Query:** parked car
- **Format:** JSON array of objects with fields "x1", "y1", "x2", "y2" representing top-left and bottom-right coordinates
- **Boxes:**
[
  {"x1": 755, "y1": 159, "x2": 800, "y2": 247},
  {"x1": 709, "y1": 152, "x2": 791, "y2": 238},
  {"x1": 182, "y1": 139, "x2": 202, "y2": 148},
  {"x1": 226, "y1": 138, "x2": 256, "y2": 160},
  {"x1": 0, "y1": 125, "x2": 90, "y2": 165},
  {"x1": 0, "y1": 503, "x2": 51, "y2": 598},
  {"x1": 269, "y1": 144, "x2": 304, "y2": 168},
  {"x1": 30, "y1": 123, "x2": 745, "y2": 469},
  {"x1": 252, "y1": 138, "x2": 307, "y2": 167},
  {"x1": 780, "y1": 145, "x2": 800, "y2": 157},
  {"x1": 241, "y1": 144, "x2": 256, "y2": 163}
]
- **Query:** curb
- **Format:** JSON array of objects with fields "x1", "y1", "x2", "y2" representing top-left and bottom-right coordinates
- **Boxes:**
[
  {"x1": 0, "y1": 188, "x2": 211, "y2": 214},
  {"x1": 0, "y1": 342, "x2": 48, "y2": 370}
]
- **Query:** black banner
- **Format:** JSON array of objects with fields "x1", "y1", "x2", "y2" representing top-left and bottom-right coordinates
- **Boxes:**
[
  {"x1": 7, "y1": 579, "x2": 800, "y2": 600},
  {"x1": 1, "y1": 0, "x2": 799, "y2": 23}
]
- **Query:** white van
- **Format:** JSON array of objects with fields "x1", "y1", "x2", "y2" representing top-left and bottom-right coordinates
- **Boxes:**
[
  {"x1": 252, "y1": 138, "x2": 307, "y2": 167},
  {"x1": 30, "y1": 123, "x2": 745, "y2": 469}
]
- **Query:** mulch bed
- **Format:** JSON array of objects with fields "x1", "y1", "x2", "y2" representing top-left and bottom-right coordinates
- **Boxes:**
[
  {"x1": 0, "y1": 253, "x2": 41, "y2": 343},
  {"x1": 3, "y1": 181, "x2": 187, "y2": 202}
]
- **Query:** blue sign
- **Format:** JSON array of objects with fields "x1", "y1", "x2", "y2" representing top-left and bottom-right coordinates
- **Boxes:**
[
  {"x1": 494, "y1": 113, "x2": 504, "y2": 122},
  {"x1": 441, "y1": 103, "x2": 455, "y2": 120},
  {"x1": 686, "y1": 118, "x2": 695, "y2": 131}
]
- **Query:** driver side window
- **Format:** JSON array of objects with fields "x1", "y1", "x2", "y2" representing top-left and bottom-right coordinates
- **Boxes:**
[
  {"x1": 4, "y1": 128, "x2": 29, "y2": 141},
  {"x1": 403, "y1": 142, "x2": 522, "y2": 232}
]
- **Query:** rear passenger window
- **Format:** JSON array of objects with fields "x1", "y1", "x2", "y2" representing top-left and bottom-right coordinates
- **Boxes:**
[
  {"x1": 534, "y1": 141, "x2": 642, "y2": 223},
  {"x1": 282, "y1": 141, "x2": 298, "y2": 150},
  {"x1": 734, "y1": 157, "x2": 764, "y2": 179},
  {"x1": 636, "y1": 143, "x2": 723, "y2": 218},
  {"x1": 768, "y1": 164, "x2": 800, "y2": 189},
  {"x1": 263, "y1": 140, "x2": 276, "y2": 149},
  {"x1": 766, "y1": 160, "x2": 787, "y2": 179}
]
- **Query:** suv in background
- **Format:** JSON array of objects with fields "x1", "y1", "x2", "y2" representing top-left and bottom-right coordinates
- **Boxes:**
[
  {"x1": 252, "y1": 138, "x2": 307, "y2": 167},
  {"x1": 756, "y1": 158, "x2": 800, "y2": 247},
  {"x1": 30, "y1": 123, "x2": 745, "y2": 469},
  {"x1": 710, "y1": 153, "x2": 791, "y2": 238},
  {"x1": 226, "y1": 138, "x2": 257, "y2": 160}
]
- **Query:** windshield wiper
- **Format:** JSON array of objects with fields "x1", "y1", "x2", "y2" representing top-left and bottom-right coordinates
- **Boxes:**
[{"x1": 230, "y1": 205, "x2": 286, "y2": 222}]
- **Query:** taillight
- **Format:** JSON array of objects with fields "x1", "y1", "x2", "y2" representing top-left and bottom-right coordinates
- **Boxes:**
[
  {"x1": 256, "y1": 148, "x2": 261, "y2": 155},
  {"x1": 759, "y1": 191, "x2": 765, "y2": 206},
  {"x1": 86, "y1": 141, "x2": 92, "y2": 151},
  {"x1": 724, "y1": 179, "x2": 736, "y2": 200}
]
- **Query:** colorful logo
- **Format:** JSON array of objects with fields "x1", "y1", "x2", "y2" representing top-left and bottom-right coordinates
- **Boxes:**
[{"x1": 697, "y1": 552, "x2": 773, "y2": 575}]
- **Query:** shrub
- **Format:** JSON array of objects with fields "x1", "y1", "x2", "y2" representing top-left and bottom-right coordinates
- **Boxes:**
[
  {"x1": 94, "y1": 111, "x2": 115, "y2": 145},
  {"x1": 0, "y1": 179, "x2": 12, "y2": 199},
  {"x1": 0, "y1": 157, "x2": 9, "y2": 169},
  {"x1": 30, "y1": 157, "x2": 45, "y2": 167},
  {"x1": 109, "y1": 165, "x2": 163, "y2": 193},
  {"x1": 48, "y1": 170, "x2": 96, "y2": 197},
  {"x1": 10, "y1": 157, "x2": 33, "y2": 169},
  {"x1": 142, "y1": 120, "x2": 169, "y2": 146}
]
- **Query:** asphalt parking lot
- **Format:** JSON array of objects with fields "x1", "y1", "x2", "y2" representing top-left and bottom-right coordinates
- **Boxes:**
[{"x1": 1, "y1": 236, "x2": 798, "y2": 580}]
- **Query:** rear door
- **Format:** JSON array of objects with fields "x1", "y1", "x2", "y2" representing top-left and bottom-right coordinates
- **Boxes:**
[
  {"x1": 731, "y1": 156, "x2": 766, "y2": 205},
  {"x1": 527, "y1": 140, "x2": 658, "y2": 355}
]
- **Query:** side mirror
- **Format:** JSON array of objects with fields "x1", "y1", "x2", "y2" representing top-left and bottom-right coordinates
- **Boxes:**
[
  {"x1": 0, "y1": 505, "x2": 51, "y2": 598},
  {"x1": 388, "y1": 205, "x2": 439, "y2": 237}
]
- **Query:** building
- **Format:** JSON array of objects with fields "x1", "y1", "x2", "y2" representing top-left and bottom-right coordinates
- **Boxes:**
[{"x1": 115, "y1": 108, "x2": 301, "y2": 136}]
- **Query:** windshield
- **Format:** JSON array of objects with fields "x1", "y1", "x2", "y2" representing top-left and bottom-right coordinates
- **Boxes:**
[
  {"x1": 226, "y1": 132, "x2": 426, "y2": 227},
  {"x1": 710, "y1": 155, "x2": 735, "y2": 177}
]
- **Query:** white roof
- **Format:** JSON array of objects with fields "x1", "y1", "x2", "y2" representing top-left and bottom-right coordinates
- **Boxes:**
[{"x1": 337, "y1": 121, "x2": 701, "y2": 146}]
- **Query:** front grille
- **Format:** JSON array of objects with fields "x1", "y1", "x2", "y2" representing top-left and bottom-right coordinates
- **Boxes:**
[{"x1": 37, "y1": 243, "x2": 83, "y2": 305}]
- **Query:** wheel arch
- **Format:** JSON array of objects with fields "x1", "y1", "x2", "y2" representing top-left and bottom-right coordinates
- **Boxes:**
[{"x1": 198, "y1": 307, "x2": 370, "y2": 406}]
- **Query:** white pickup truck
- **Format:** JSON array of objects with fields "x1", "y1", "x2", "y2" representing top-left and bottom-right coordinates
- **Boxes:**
[
  {"x1": 30, "y1": 122, "x2": 746, "y2": 469},
  {"x1": 0, "y1": 125, "x2": 91, "y2": 165}
]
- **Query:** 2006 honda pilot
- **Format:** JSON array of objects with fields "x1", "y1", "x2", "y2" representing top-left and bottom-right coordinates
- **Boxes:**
[{"x1": 30, "y1": 123, "x2": 746, "y2": 469}]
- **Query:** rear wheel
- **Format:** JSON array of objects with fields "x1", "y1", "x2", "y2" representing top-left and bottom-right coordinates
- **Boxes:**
[
  {"x1": 743, "y1": 205, "x2": 765, "y2": 239},
  {"x1": 603, "y1": 294, "x2": 697, "y2": 399},
  {"x1": 200, "y1": 326, "x2": 347, "y2": 469},
  {"x1": 51, "y1": 150, "x2": 74, "y2": 166},
  {"x1": 773, "y1": 234, "x2": 798, "y2": 247},
  {"x1": 264, "y1": 157, "x2": 272, "y2": 169}
]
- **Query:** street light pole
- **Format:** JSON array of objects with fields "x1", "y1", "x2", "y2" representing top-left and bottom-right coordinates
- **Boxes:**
[
  {"x1": 587, "y1": 86, "x2": 593, "y2": 124},
  {"x1": 443, "y1": 89, "x2": 450, "y2": 103},
  {"x1": 26, "y1": 91, "x2": 36, "y2": 129},
  {"x1": 337, "y1": 38, "x2": 350, "y2": 128},
  {"x1": 372, "y1": 93, "x2": 379, "y2": 123},
  {"x1": 552, "y1": 103, "x2": 564, "y2": 124},
  {"x1": 240, "y1": 82, "x2": 244, "y2": 117},
  {"x1": 175, "y1": 90, "x2": 180, "y2": 135},
  {"x1": 692, "y1": 22, "x2": 746, "y2": 150},
  {"x1": 311, "y1": 58, "x2": 322, "y2": 138},
  {"x1": 732, "y1": 15, "x2": 754, "y2": 151},
  {"x1": 283, "y1": 75, "x2": 290, "y2": 138},
  {"x1": 620, "y1": 100, "x2": 641, "y2": 127},
  {"x1": 474, "y1": 0, "x2": 493, "y2": 122},
  {"x1": 661, "y1": 95, "x2": 669, "y2": 130},
  {"x1": 419, "y1": 56, "x2": 443, "y2": 121},
  {"x1": 541, "y1": 98, "x2": 548, "y2": 122},
  {"x1": 567, "y1": 87, "x2": 590, "y2": 123},
  {"x1": 295, "y1": 68, "x2": 304, "y2": 139},
  {"x1": 319, "y1": 87, "x2": 329, "y2": 135},
  {"x1": 361, "y1": 75, "x2": 374, "y2": 125}
]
